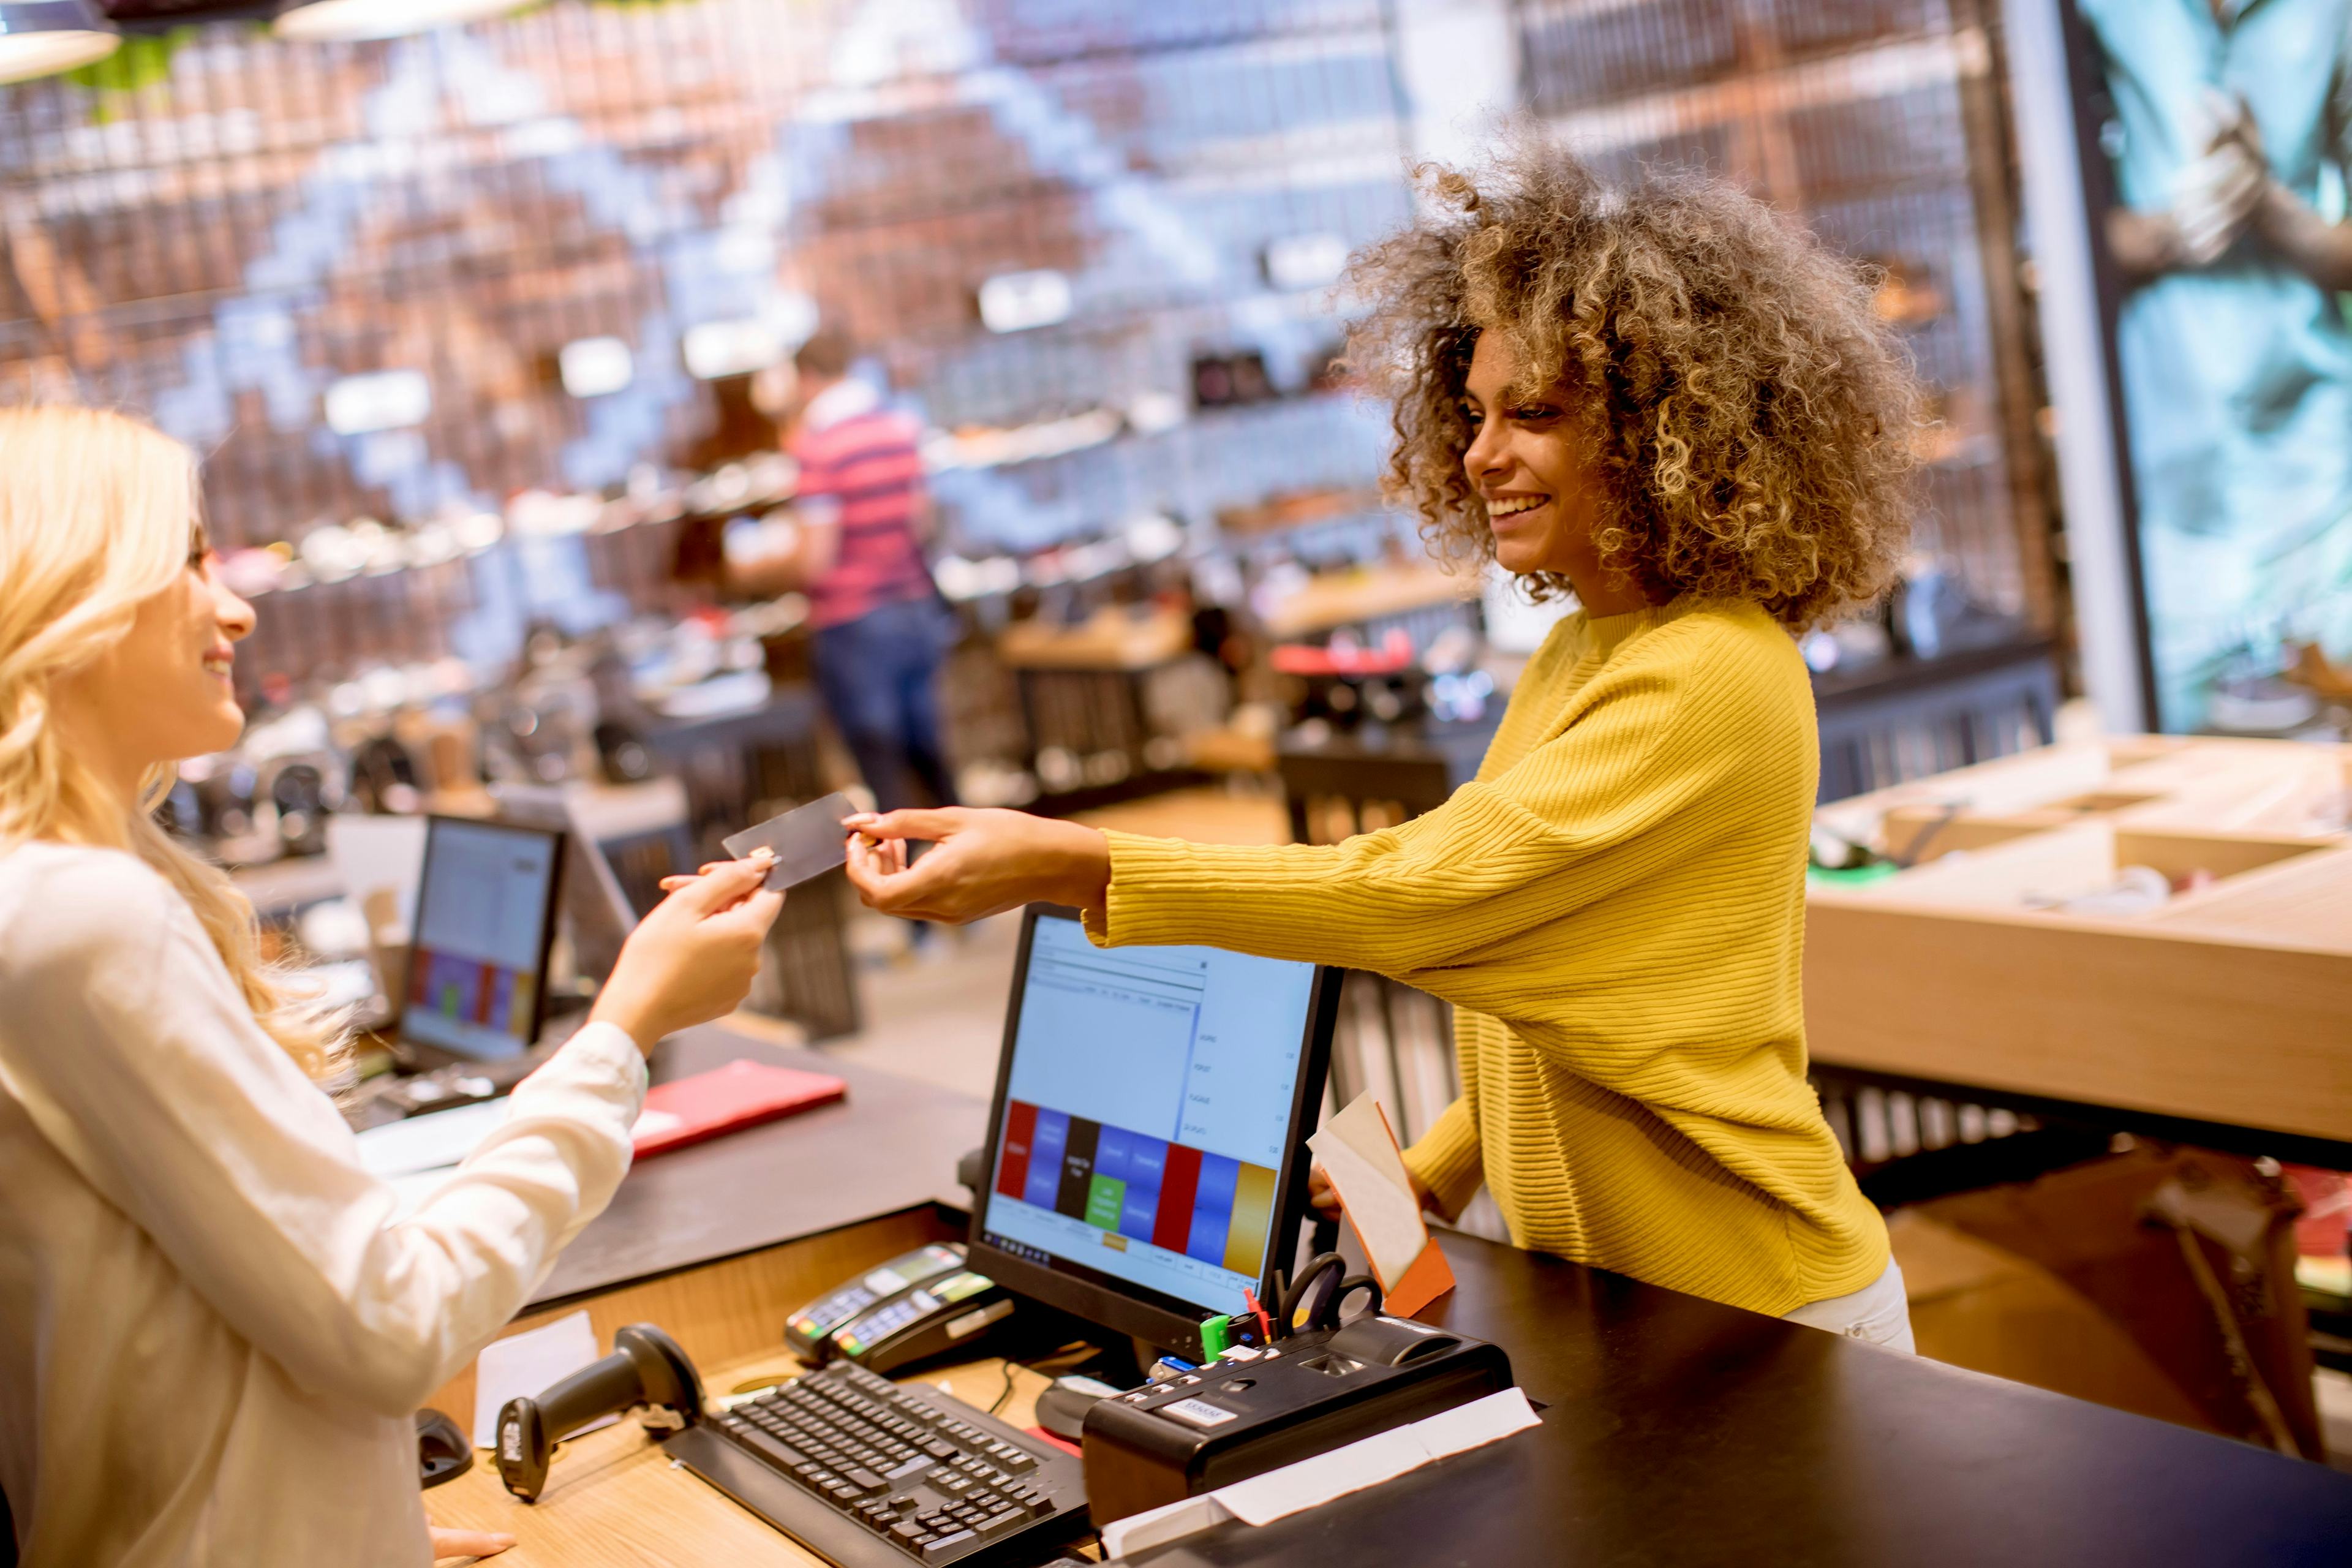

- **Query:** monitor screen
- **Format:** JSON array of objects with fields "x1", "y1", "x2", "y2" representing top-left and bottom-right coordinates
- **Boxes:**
[
  {"x1": 978, "y1": 910, "x2": 1324, "y2": 1322},
  {"x1": 400, "y1": 818, "x2": 562, "y2": 1061}
]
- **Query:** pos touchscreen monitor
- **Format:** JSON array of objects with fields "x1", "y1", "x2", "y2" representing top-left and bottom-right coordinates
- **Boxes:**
[
  {"x1": 398, "y1": 815, "x2": 563, "y2": 1063},
  {"x1": 967, "y1": 906, "x2": 1340, "y2": 1362}
]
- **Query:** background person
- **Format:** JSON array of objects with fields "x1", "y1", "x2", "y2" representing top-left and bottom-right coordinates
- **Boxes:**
[
  {"x1": 742, "y1": 328, "x2": 959, "y2": 815},
  {"x1": 0, "y1": 407, "x2": 785, "y2": 1567},
  {"x1": 839, "y1": 145, "x2": 1923, "y2": 1349}
]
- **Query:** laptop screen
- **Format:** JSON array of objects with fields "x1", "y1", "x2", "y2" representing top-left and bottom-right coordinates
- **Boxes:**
[
  {"x1": 978, "y1": 910, "x2": 1321, "y2": 1320},
  {"x1": 399, "y1": 817, "x2": 561, "y2": 1061}
]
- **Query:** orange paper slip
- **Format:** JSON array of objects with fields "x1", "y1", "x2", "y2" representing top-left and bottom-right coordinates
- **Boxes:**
[{"x1": 1305, "y1": 1093, "x2": 1455, "y2": 1317}]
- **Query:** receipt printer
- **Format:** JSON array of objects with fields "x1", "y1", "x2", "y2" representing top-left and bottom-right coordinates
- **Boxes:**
[{"x1": 1080, "y1": 1315, "x2": 1514, "y2": 1524}]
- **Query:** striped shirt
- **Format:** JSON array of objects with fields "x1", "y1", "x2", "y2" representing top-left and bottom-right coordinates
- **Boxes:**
[{"x1": 790, "y1": 379, "x2": 936, "y2": 629}]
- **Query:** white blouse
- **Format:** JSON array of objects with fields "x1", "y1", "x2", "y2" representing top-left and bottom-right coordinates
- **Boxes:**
[{"x1": 0, "y1": 841, "x2": 647, "y2": 1567}]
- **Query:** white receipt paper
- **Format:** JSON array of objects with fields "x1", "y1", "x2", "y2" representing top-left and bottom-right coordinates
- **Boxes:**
[
  {"x1": 470, "y1": 1310, "x2": 612, "y2": 1450},
  {"x1": 1305, "y1": 1093, "x2": 1430, "y2": 1288},
  {"x1": 1098, "y1": 1387, "x2": 1542, "y2": 1558}
]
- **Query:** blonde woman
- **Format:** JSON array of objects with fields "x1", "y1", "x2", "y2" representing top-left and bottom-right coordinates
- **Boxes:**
[{"x1": 0, "y1": 408, "x2": 784, "y2": 1567}]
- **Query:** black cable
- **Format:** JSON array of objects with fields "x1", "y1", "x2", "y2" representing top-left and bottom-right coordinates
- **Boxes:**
[
  {"x1": 1890, "y1": 801, "x2": 1967, "y2": 868},
  {"x1": 987, "y1": 1360, "x2": 1019, "y2": 1416}
]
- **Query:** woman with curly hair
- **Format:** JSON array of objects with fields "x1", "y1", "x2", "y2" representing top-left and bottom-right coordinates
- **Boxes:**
[{"x1": 837, "y1": 144, "x2": 1923, "y2": 1344}]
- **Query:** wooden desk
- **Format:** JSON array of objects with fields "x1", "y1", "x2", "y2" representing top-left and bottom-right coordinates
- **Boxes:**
[
  {"x1": 424, "y1": 1208, "x2": 1000, "y2": 1567},
  {"x1": 425, "y1": 1224, "x2": 2352, "y2": 1567},
  {"x1": 410, "y1": 1019, "x2": 992, "y2": 1556},
  {"x1": 428, "y1": 1343, "x2": 1068, "y2": 1567},
  {"x1": 1806, "y1": 736, "x2": 2352, "y2": 1162}
]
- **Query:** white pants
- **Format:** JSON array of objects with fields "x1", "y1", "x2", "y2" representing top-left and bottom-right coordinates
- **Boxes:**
[{"x1": 1782, "y1": 1259, "x2": 1915, "y2": 1352}]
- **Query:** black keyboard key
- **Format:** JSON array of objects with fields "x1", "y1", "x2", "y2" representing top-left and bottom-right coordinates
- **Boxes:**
[
  {"x1": 922, "y1": 1529, "x2": 976, "y2": 1562},
  {"x1": 734, "y1": 1428, "x2": 809, "y2": 1471},
  {"x1": 682, "y1": 1370, "x2": 1082, "y2": 1568}
]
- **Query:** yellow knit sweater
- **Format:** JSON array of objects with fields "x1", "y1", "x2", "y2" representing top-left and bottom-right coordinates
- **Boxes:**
[{"x1": 1090, "y1": 597, "x2": 1888, "y2": 1317}]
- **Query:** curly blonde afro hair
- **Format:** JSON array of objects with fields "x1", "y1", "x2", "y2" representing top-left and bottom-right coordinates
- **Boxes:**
[{"x1": 1346, "y1": 137, "x2": 1922, "y2": 631}]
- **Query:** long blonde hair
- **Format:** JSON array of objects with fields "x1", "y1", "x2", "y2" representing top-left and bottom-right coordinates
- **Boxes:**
[{"x1": 0, "y1": 407, "x2": 337, "y2": 1078}]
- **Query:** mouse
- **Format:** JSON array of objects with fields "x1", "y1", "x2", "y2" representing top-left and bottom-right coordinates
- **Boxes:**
[{"x1": 416, "y1": 1408, "x2": 473, "y2": 1489}]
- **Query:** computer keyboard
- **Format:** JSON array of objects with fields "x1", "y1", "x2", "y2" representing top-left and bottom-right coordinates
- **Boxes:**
[{"x1": 665, "y1": 1360, "x2": 1090, "y2": 1567}]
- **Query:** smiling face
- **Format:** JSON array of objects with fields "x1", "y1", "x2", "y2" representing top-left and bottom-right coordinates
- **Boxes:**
[
  {"x1": 53, "y1": 520, "x2": 257, "y2": 790},
  {"x1": 1459, "y1": 332, "x2": 1650, "y2": 614}
]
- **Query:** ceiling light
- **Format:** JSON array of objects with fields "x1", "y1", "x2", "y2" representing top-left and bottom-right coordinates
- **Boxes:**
[
  {"x1": 273, "y1": 0, "x2": 536, "y2": 43},
  {"x1": 0, "y1": 1, "x2": 120, "y2": 85},
  {"x1": 978, "y1": 270, "x2": 1073, "y2": 334},
  {"x1": 558, "y1": 337, "x2": 634, "y2": 399},
  {"x1": 323, "y1": 369, "x2": 432, "y2": 435},
  {"x1": 1264, "y1": 233, "x2": 1351, "y2": 292},
  {"x1": 682, "y1": 319, "x2": 783, "y2": 381}
]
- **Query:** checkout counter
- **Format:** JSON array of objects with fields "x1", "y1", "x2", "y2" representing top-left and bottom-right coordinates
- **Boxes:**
[{"x1": 419, "y1": 1025, "x2": 2352, "y2": 1567}]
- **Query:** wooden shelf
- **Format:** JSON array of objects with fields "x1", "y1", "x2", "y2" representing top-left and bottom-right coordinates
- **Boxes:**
[
  {"x1": 995, "y1": 606, "x2": 1194, "y2": 671},
  {"x1": 1259, "y1": 565, "x2": 1477, "y2": 641}
]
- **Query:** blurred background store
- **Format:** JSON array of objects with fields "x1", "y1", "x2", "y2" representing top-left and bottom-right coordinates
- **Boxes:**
[{"x1": 5, "y1": 0, "x2": 2350, "y2": 1476}]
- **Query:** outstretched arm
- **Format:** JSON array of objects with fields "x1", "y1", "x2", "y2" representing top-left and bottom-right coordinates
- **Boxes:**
[
  {"x1": 845, "y1": 645, "x2": 1746, "y2": 1016},
  {"x1": 0, "y1": 854, "x2": 779, "y2": 1417}
]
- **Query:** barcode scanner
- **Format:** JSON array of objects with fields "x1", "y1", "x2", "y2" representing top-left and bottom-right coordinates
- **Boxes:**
[{"x1": 495, "y1": 1323, "x2": 704, "y2": 1502}]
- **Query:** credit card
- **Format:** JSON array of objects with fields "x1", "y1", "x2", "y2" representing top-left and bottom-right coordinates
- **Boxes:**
[{"x1": 722, "y1": 791, "x2": 857, "y2": 891}]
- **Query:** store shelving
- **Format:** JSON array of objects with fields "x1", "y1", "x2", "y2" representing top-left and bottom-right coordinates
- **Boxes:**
[{"x1": 1515, "y1": 0, "x2": 2054, "y2": 631}]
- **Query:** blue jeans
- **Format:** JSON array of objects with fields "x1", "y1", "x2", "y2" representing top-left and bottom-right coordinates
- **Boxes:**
[{"x1": 812, "y1": 597, "x2": 958, "y2": 815}]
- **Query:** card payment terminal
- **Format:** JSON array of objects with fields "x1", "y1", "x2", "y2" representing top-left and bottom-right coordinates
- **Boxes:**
[
  {"x1": 783, "y1": 1243, "x2": 967, "y2": 1362},
  {"x1": 831, "y1": 1270, "x2": 1016, "y2": 1374}
]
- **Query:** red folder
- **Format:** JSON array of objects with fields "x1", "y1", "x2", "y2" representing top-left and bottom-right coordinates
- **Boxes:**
[{"x1": 630, "y1": 1058, "x2": 846, "y2": 1159}]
